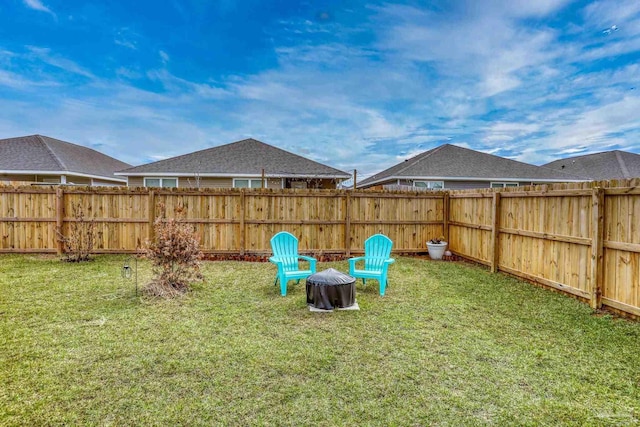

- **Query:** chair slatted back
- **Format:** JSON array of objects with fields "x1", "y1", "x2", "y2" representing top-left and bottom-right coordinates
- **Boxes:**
[
  {"x1": 364, "y1": 234, "x2": 393, "y2": 270},
  {"x1": 270, "y1": 232, "x2": 300, "y2": 271}
]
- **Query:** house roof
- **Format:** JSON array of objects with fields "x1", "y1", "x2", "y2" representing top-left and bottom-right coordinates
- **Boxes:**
[
  {"x1": 358, "y1": 144, "x2": 585, "y2": 187},
  {"x1": 543, "y1": 150, "x2": 640, "y2": 180},
  {"x1": 117, "y1": 138, "x2": 351, "y2": 179},
  {"x1": 0, "y1": 135, "x2": 131, "y2": 182}
]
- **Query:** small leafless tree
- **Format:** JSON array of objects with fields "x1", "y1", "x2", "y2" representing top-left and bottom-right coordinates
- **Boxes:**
[
  {"x1": 144, "y1": 206, "x2": 204, "y2": 297},
  {"x1": 57, "y1": 203, "x2": 96, "y2": 262}
]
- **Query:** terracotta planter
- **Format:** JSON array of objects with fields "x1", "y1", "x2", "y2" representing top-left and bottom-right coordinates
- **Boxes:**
[{"x1": 426, "y1": 242, "x2": 448, "y2": 260}]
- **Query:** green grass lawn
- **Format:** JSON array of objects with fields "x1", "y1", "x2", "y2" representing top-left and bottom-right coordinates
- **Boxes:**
[{"x1": 1, "y1": 255, "x2": 639, "y2": 426}]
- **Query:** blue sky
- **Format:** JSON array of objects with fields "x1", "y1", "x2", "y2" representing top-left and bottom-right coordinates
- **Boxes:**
[{"x1": 1, "y1": 0, "x2": 639, "y2": 180}]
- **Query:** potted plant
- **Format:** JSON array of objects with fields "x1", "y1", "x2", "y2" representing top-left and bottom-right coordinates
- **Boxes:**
[{"x1": 426, "y1": 236, "x2": 448, "y2": 260}]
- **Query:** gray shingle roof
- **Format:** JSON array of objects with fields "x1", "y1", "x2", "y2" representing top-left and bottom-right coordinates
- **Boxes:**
[
  {"x1": 543, "y1": 150, "x2": 640, "y2": 180},
  {"x1": 0, "y1": 135, "x2": 131, "y2": 181},
  {"x1": 117, "y1": 138, "x2": 351, "y2": 178},
  {"x1": 358, "y1": 144, "x2": 585, "y2": 187}
]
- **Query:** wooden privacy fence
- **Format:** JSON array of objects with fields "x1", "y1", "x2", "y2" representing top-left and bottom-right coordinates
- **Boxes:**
[
  {"x1": 448, "y1": 180, "x2": 640, "y2": 319},
  {"x1": 0, "y1": 186, "x2": 445, "y2": 256},
  {"x1": 1, "y1": 181, "x2": 639, "y2": 318}
]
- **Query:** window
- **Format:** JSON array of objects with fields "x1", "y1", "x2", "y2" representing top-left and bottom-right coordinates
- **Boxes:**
[
  {"x1": 233, "y1": 179, "x2": 265, "y2": 188},
  {"x1": 414, "y1": 180, "x2": 444, "y2": 189},
  {"x1": 490, "y1": 182, "x2": 519, "y2": 188},
  {"x1": 144, "y1": 178, "x2": 178, "y2": 188}
]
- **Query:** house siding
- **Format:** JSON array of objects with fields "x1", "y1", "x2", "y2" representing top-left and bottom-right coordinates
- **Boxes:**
[
  {"x1": 318, "y1": 178, "x2": 340, "y2": 189},
  {"x1": 66, "y1": 176, "x2": 92, "y2": 185},
  {"x1": 178, "y1": 177, "x2": 232, "y2": 189},
  {"x1": 127, "y1": 177, "x2": 145, "y2": 188},
  {"x1": 125, "y1": 176, "x2": 342, "y2": 189},
  {"x1": 370, "y1": 178, "x2": 536, "y2": 190},
  {"x1": 92, "y1": 179, "x2": 124, "y2": 187},
  {"x1": 1, "y1": 174, "x2": 123, "y2": 187},
  {"x1": 28, "y1": 174, "x2": 62, "y2": 184},
  {"x1": 267, "y1": 178, "x2": 283, "y2": 189},
  {"x1": 285, "y1": 178, "x2": 339, "y2": 189},
  {"x1": 1, "y1": 174, "x2": 38, "y2": 183},
  {"x1": 444, "y1": 181, "x2": 489, "y2": 190},
  {"x1": 442, "y1": 181, "x2": 534, "y2": 190}
]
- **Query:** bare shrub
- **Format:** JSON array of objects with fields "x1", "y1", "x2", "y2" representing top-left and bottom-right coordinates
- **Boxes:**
[
  {"x1": 58, "y1": 203, "x2": 96, "y2": 262},
  {"x1": 144, "y1": 210, "x2": 204, "y2": 298}
]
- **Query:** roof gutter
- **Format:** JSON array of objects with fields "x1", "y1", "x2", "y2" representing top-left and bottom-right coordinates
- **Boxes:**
[{"x1": 0, "y1": 170, "x2": 127, "y2": 183}]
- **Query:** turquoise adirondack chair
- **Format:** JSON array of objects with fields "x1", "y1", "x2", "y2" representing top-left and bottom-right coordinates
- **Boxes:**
[
  {"x1": 349, "y1": 234, "x2": 395, "y2": 296},
  {"x1": 269, "y1": 232, "x2": 317, "y2": 296}
]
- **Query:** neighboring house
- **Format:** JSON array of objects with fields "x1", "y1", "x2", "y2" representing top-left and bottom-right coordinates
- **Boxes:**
[
  {"x1": 0, "y1": 135, "x2": 131, "y2": 186},
  {"x1": 357, "y1": 144, "x2": 585, "y2": 190},
  {"x1": 543, "y1": 150, "x2": 640, "y2": 180},
  {"x1": 116, "y1": 138, "x2": 351, "y2": 189}
]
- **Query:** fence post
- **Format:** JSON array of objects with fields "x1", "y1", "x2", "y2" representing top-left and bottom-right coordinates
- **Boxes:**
[
  {"x1": 345, "y1": 192, "x2": 352, "y2": 257},
  {"x1": 56, "y1": 187, "x2": 64, "y2": 255},
  {"x1": 590, "y1": 187, "x2": 605, "y2": 309},
  {"x1": 490, "y1": 192, "x2": 501, "y2": 273},
  {"x1": 147, "y1": 190, "x2": 155, "y2": 242},
  {"x1": 239, "y1": 189, "x2": 246, "y2": 256},
  {"x1": 443, "y1": 192, "x2": 450, "y2": 243}
]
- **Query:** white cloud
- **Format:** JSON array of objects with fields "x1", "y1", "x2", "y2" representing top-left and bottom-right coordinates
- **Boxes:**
[
  {"x1": 115, "y1": 67, "x2": 142, "y2": 79},
  {"x1": 546, "y1": 96, "x2": 640, "y2": 148},
  {"x1": 583, "y1": 0, "x2": 640, "y2": 30},
  {"x1": 147, "y1": 69, "x2": 230, "y2": 99},
  {"x1": 512, "y1": 95, "x2": 640, "y2": 164},
  {"x1": 26, "y1": 46, "x2": 94, "y2": 78},
  {"x1": 0, "y1": 69, "x2": 61, "y2": 89},
  {"x1": 481, "y1": 74, "x2": 521, "y2": 98},
  {"x1": 159, "y1": 50, "x2": 170, "y2": 64},
  {"x1": 115, "y1": 39, "x2": 136, "y2": 50},
  {"x1": 373, "y1": 4, "x2": 564, "y2": 98},
  {"x1": 23, "y1": 0, "x2": 55, "y2": 17},
  {"x1": 114, "y1": 27, "x2": 139, "y2": 50},
  {"x1": 557, "y1": 146, "x2": 588, "y2": 155},
  {"x1": 482, "y1": 122, "x2": 542, "y2": 144},
  {"x1": 506, "y1": 0, "x2": 572, "y2": 17}
]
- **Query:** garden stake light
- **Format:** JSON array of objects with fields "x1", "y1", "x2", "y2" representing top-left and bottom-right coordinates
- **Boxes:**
[{"x1": 121, "y1": 256, "x2": 138, "y2": 296}]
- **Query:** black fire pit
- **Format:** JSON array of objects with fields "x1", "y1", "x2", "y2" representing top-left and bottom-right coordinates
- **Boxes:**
[{"x1": 306, "y1": 268, "x2": 356, "y2": 310}]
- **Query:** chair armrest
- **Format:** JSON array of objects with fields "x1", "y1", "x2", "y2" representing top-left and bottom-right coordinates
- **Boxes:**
[
  {"x1": 348, "y1": 256, "x2": 365, "y2": 272},
  {"x1": 384, "y1": 258, "x2": 395, "y2": 265},
  {"x1": 299, "y1": 255, "x2": 317, "y2": 272},
  {"x1": 269, "y1": 256, "x2": 282, "y2": 265}
]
